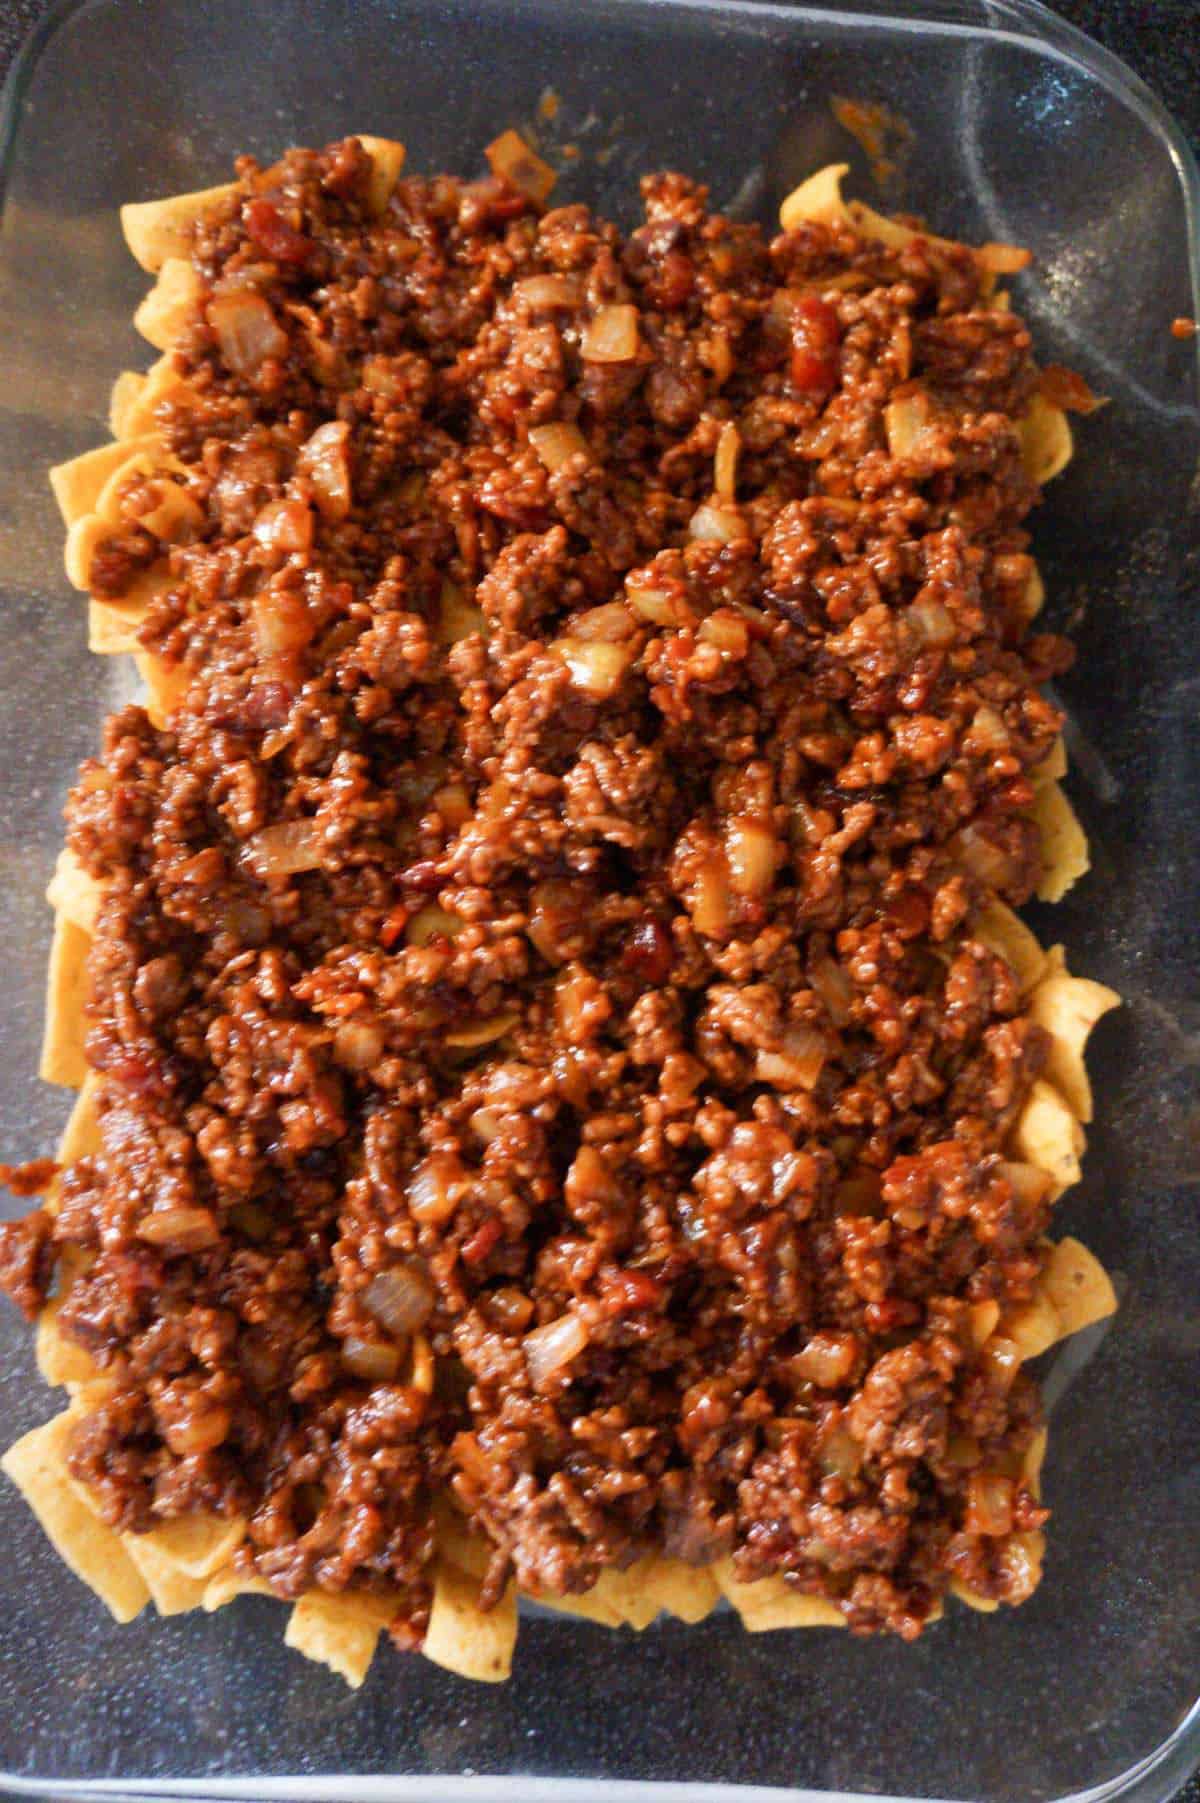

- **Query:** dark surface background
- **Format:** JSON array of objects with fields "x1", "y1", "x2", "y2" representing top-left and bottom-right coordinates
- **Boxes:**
[{"x1": 0, "y1": 0, "x2": 1194, "y2": 1800}]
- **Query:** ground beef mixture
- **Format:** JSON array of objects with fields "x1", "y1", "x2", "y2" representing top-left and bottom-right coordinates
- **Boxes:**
[{"x1": 1, "y1": 139, "x2": 1076, "y2": 1644}]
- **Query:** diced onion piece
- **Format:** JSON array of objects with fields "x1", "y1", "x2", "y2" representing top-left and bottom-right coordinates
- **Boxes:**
[
  {"x1": 571, "y1": 601, "x2": 634, "y2": 643},
  {"x1": 251, "y1": 588, "x2": 315, "y2": 657},
  {"x1": 529, "y1": 421, "x2": 590, "y2": 472},
  {"x1": 439, "y1": 580, "x2": 487, "y2": 644},
  {"x1": 136, "y1": 1206, "x2": 219, "y2": 1250},
  {"x1": 976, "y1": 242, "x2": 1032, "y2": 274},
  {"x1": 713, "y1": 420, "x2": 740, "y2": 501},
  {"x1": 968, "y1": 705, "x2": 1010, "y2": 751},
  {"x1": 756, "y1": 1024, "x2": 825, "y2": 1091},
  {"x1": 485, "y1": 129, "x2": 557, "y2": 204},
  {"x1": 513, "y1": 274, "x2": 583, "y2": 309},
  {"x1": 433, "y1": 783, "x2": 471, "y2": 829},
  {"x1": 691, "y1": 859, "x2": 731, "y2": 938},
  {"x1": 164, "y1": 1403, "x2": 232, "y2": 1456},
  {"x1": 965, "y1": 1471, "x2": 1015, "y2": 1537},
  {"x1": 334, "y1": 1019, "x2": 386, "y2": 1070},
  {"x1": 444, "y1": 1009, "x2": 520, "y2": 1049},
  {"x1": 982, "y1": 1334, "x2": 1021, "y2": 1391},
  {"x1": 524, "y1": 1311, "x2": 590, "y2": 1386},
  {"x1": 698, "y1": 610, "x2": 749, "y2": 656},
  {"x1": 364, "y1": 1262, "x2": 434, "y2": 1335},
  {"x1": 243, "y1": 819, "x2": 320, "y2": 878},
  {"x1": 296, "y1": 420, "x2": 352, "y2": 521},
  {"x1": 408, "y1": 1155, "x2": 460, "y2": 1225},
  {"x1": 796, "y1": 1334, "x2": 858, "y2": 1388},
  {"x1": 253, "y1": 497, "x2": 314, "y2": 552},
  {"x1": 955, "y1": 823, "x2": 1016, "y2": 890},
  {"x1": 884, "y1": 389, "x2": 939, "y2": 459},
  {"x1": 906, "y1": 597, "x2": 956, "y2": 646},
  {"x1": 811, "y1": 956, "x2": 853, "y2": 1027},
  {"x1": 724, "y1": 818, "x2": 777, "y2": 896},
  {"x1": 581, "y1": 303, "x2": 640, "y2": 363},
  {"x1": 207, "y1": 290, "x2": 288, "y2": 377},
  {"x1": 626, "y1": 583, "x2": 676, "y2": 626},
  {"x1": 341, "y1": 1336, "x2": 401, "y2": 1381},
  {"x1": 551, "y1": 637, "x2": 634, "y2": 698},
  {"x1": 817, "y1": 1424, "x2": 862, "y2": 1479},
  {"x1": 406, "y1": 905, "x2": 465, "y2": 946},
  {"x1": 688, "y1": 501, "x2": 743, "y2": 542},
  {"x1": 469, "y1": 1107, "x2": 505, "y2": 1144}
]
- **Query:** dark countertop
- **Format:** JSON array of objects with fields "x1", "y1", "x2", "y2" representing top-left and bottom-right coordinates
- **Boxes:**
[{"x1": 0, "y1": 2, "x2": 1194, "y2": 1801}]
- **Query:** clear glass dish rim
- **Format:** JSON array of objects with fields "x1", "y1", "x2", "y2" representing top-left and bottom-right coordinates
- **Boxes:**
[{"x1": 0, "y1": 0, "x2": 1195, "y2": 1800}]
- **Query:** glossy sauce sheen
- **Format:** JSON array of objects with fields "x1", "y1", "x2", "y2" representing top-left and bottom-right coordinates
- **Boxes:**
[{"x1": 0, "y1": 140, "x2": 1075, "y2": 1639}]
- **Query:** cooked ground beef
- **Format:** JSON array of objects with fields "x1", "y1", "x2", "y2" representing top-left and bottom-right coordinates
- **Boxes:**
[{"x1": 1, "y1": 139, "x2": 1072, "y2": 1642}]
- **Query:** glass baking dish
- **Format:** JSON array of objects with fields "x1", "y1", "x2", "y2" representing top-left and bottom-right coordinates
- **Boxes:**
[{"x1": 0, "y1": 0, "x2": 1196, "y2": 1797}]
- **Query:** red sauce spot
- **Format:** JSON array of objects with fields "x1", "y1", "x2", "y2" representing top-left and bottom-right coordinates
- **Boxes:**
[
  {"x1": 789, "y1": 294, "x2": 841, "y2": 397},
  {"x1": 244, "y1": 198, "x2": 315, "y2": 266},
  {"x1": 461, "y1": 1217, "x2": 503, "y2": 1266}
]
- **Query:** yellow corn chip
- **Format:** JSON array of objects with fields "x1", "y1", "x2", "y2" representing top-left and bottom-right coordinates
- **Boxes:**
[
  {"x1": 91, "y1": 447, "x2": 187, "y2": 528},
  {"x1": 712, "y1": 1561, "x2": 846, "y2": 1631},
  {"x1": 284, "y1": 1588, "x2": 399, "y2": 1689},
  {"x1": 578, "y1": 1561, "x2": 661, "y2": 1630},
  {"x1": 134, "y1": 649, "x2": 190, "y2": 728},
  {"x1": 969, "y1": 1299, "x2": 1001, "y2": 1348},
  {"x1": 433, "y1": 1498, "x2": 491, "y2": 1581},
  {"x1": 113, "y1": 353, "x2": 196, "y2": 439},
  {"x1": 137, "y1": 1512, "x2": 247, "y2": 1580},
  {"x1": 1001, "y1": 1290, "x2": 1061, "y2": 1362},
  {"x1": 1032, "y1": 781, "x2": 1090, "y2": 903},
  {"x1": 1020, "y1": 393, "x2": 1074, "y2": 485},
  {"x1": 1029, "y1": 953, "x2": 1119, "y2": 1122},
  {"x1": 641, "y1": 1555, "x2": 720, "y2": 1624},
  {"x1": 950, "y1": 1579, "x2": 999, "y2": 1613},
  {"x1": 1039, "y1": 1236, "x2": 1117, "y2": 1336},
  {"x1": 57, "y1": 1072, "x2": 102, "y2": 1166},
  {"x1": 133, "y1": 257, "x2": 205, "y2": 350},
  {"x1": 49, "y1": 435, "x2": 159, "y2": 528},
  {"x1": 1, "y1": 1411, "x2": 149, "y2": 1623},
  {"x1": 63, "y1": 512, "x2": 116, "y2": 592},
  {"x1": 972, "y1": 898, "x2": 1047, "y2": 994},
  {"x1": 118, "y1": 1529, "x2": 209, "y2": 1616},
  {"x1": 35, "y1": 1305, "x2": 98, "y2": 1390},
  {"x1": 533, "y1": 1584, "x2": 624, "y2": 1629},
  {"x1": 1032, "y1": 736, "x2": 1068, "y2": 785},
  {"x1": 423, "y1": 1561, "x2": 517, "y2": 1683},
  {"x1": 1017, "y1": 561, "x2": 1045, "y2": 622},
  {"x1": 39, "y1": 912, "x2": 91, "y2": 1089},
  {"x1": 45, "y1": 849, "x2": 102, "y2": 936},
  {"x1": 202, "y1": 1563, "x2": 276, "y2": 1612},
  {"x1": 779, "y1": 162, "x2": 850, "y2": 232},
  {"x1": 1011, "y1": 1078, "x2": 1085, "y2": 1198},
  {"x1": 358, "y1": 136, "x2": 407, "y2": 216},
  {"x1": 1025, "y1": 1425, "x2": 1049, "y2": 1496},
  {"x1": 109, "y1": 370, "x2": 147, "y2": 440},
  {"x1": 121, "y1": 182, "x2": 240, "y2": 272},
  {"x1": 89, "y1": 597, "x2": 147, "y2": 655}
]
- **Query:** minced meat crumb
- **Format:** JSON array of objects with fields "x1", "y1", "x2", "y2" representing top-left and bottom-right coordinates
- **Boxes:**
[{"x1": 0, "y1": 139, "x2": 1072, "y2": 1641}]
